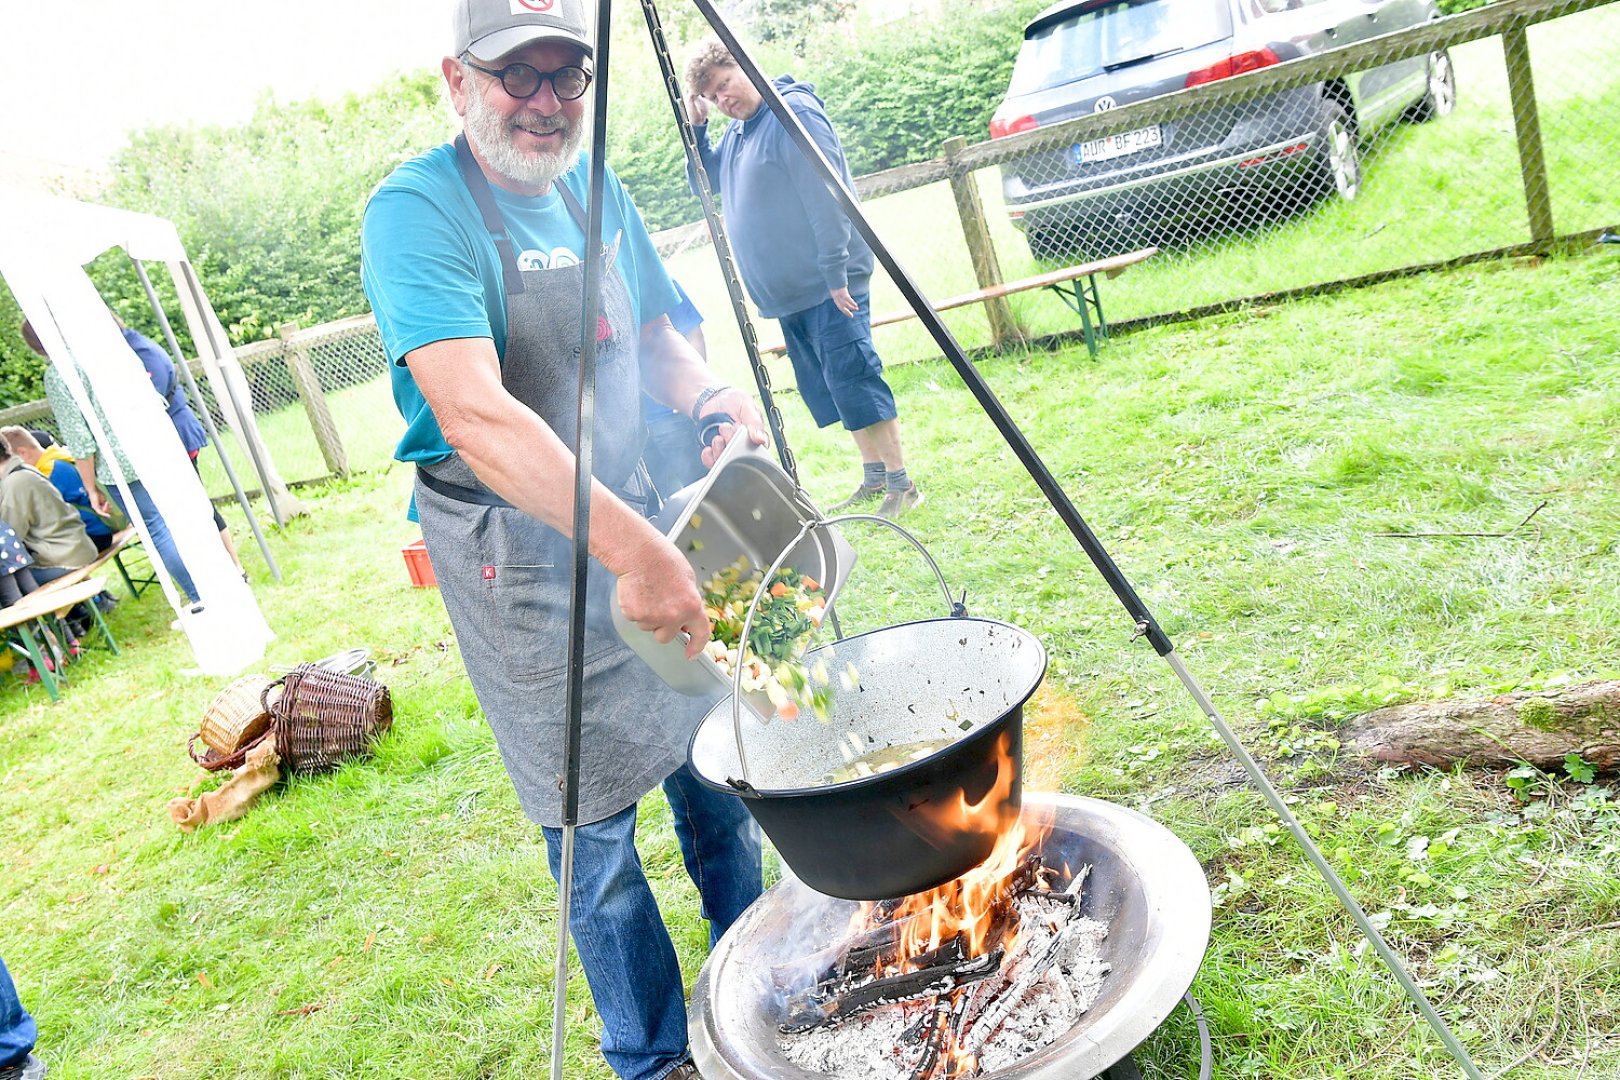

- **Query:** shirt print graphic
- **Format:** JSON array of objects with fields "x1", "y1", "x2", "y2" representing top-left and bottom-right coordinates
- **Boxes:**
[{"x1": 517, "y1": 246, "x2": 583, "y2": 271}]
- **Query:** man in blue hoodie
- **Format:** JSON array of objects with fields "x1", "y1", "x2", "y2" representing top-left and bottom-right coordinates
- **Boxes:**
[{"x1": 686, "y1": 41, "x2": 923, "y2": 518}]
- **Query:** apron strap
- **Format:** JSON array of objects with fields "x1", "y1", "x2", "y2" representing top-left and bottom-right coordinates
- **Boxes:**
[
  {"x1": 554, "y1": 181, "x2": 590, "y2": 233},
  {"x1": 417, "y1": 465, "x2": 515, "y2": 509},
  {"x1": 417, "y1": 463, "x2": 654, "y2": 515},
  {"x1": 454, "y1": 134, "x2": 527, "y2": 297}
]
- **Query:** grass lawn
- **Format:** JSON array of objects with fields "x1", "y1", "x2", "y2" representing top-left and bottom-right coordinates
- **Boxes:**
[{"x1": 2, "y1": 247, "x2": 1618, "y2": 1079}]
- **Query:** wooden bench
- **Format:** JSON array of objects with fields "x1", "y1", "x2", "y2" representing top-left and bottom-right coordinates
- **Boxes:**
[
  {"x1": 756, "y1": 247, "x2": 1158, "y2": 361},
  {"x1": 31, "y1": 527, "x2": 155, "y2": 600},
  {"x1": 0, "y1": 576, "x2": 119, "y2": 702}
]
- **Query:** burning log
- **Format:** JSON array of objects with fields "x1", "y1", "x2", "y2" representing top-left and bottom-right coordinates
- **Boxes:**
[
  {"x1": 960, "y1": 869, "x2": 1092, "y2": 1058},
  {"x1": 779, "y1": 817, "x2": 1113, "y2": 1080},
  {"x1": 780, "y1": 853, "x2": 1041, "y2": 1035},
  {"x1": 781, "y1": 948, "x2": 1003, "y2": 1034},
  {"x1": 907, "y1": 992, "x2": 974, "y2": 1080}
]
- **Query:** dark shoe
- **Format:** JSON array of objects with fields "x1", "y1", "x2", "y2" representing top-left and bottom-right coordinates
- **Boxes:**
[
  {"x1": 827, "y1": 483, "x2": 884, "y2": 514},
  {"x1": 664, "y1": 1061, "x2": 700, "y2": 1080},
  {"x1": 0, "y1": 1052, "x2": 48, "y2": 1080},
  {"x1": 878, "y1": 483, "x2": 924, "y2": 519}
]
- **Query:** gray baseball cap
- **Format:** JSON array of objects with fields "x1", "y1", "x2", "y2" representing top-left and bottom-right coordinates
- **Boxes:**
[{"x1": 452, "y1": 0, "x2": 593, "y2": 61}]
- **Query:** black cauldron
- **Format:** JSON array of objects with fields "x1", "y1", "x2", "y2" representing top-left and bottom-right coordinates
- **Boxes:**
[{"x1": 687, "y1": 617, "x2": 1046, "y2": 900}]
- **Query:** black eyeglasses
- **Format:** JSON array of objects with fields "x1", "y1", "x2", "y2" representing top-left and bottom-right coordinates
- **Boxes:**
[{"x1": 464, "y1": 58, "x2": 592, "y2": 101}]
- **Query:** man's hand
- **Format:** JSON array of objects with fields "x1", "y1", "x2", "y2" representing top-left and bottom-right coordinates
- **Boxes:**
[
  {"x1": 616, "y1": 535, "x2": 711, "y2": 659},
  {"x1": 90, "y1": 487, "x2": 113, "y2": 518},
  {"x1": 697, "y1": 386, "x2": 770, "y2": 469},
  {"x1": 829, "y1": 286, "x2": 859, "y2": 318},
  {"x1": 687, "y1": 91, "x2": 711, "y2": 126}
]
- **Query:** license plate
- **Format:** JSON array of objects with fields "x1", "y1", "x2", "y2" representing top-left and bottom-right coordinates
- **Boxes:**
[{"x1": 1075, "y1": 125, "x2": 1163, "y2": 163}]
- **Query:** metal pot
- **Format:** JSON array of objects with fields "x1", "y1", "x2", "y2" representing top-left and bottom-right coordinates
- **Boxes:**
[
  {"x1": 688, "y1": 616, "x2": 1047, "y2": 900},
  {"x1": 611, "y1": 437, "x2": 856, "y2": 709}
]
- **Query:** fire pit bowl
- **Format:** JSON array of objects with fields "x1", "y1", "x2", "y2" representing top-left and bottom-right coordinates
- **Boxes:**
[
  {"x1": 689, "y1": 792, "x2": 1212, "y2": 1080},
  {"x1": 688, "y1": 618, "x2": 1046, "y2": 900}
]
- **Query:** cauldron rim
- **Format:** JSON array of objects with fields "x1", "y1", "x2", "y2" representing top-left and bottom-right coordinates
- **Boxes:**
[{"x1": 686, "y1": 615, "x2": 1046, "y2": 799}]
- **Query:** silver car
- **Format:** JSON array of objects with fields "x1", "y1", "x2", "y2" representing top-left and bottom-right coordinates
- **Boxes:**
[{"x1": 990, "y1": 0, "x2": 1457, "y2": 259}]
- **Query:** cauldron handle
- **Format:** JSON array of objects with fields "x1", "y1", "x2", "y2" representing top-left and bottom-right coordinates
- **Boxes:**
[
  {"x1": 820, "y1": 513, "x2": 958, "y2": 617},
  {"x1": 726, "y1": 512, "x2": 959, "y2": 786}
]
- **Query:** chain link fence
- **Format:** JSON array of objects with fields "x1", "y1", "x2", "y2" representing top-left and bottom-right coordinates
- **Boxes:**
[{"x1": 669, "y1": 0, "x2": 1618, "y2": 381}]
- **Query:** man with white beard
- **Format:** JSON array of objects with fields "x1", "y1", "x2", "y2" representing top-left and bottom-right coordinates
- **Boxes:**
[{"x1": 360, "y1": 3, "x2": 766, "y2": 1077}]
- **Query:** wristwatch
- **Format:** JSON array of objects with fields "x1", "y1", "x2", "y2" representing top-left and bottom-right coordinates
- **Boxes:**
[{"x1": 690, "y1": 384, "x2": 732, "y2": 425}]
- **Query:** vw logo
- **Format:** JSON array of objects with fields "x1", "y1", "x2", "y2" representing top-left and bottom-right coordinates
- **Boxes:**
[{"x1": 1094, "y1": 96, "x2": 1118, "y2": 113}]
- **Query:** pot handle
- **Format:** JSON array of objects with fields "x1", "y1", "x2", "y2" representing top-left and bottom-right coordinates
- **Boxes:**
[{"x1": 725, "y1": 512, "x2": 960, "y2": 788}]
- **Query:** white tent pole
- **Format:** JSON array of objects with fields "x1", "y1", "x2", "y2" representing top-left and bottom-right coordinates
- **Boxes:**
[
  {"x1": 173, "y1": 263, "x2": 288, "y2": 528},
  {"x1": 131, "y1": 258, "x2": 281, "y2": 582}
]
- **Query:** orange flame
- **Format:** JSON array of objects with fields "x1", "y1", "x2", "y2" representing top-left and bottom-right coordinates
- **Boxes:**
[{"x1": 851, "y1": 732, "x2": 1052, "y2": 975}]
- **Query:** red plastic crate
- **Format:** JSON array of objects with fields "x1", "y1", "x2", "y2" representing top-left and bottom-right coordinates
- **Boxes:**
[{"x1": 401, "y1": 537, "x2": 437, "y2": 588}]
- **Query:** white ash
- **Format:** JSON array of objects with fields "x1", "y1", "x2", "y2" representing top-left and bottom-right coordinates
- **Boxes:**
[{"x1": 779, "y1": 894, "x2": 1111, "y2": 1078}]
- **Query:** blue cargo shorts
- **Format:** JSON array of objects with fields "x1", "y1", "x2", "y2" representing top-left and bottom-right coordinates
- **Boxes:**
[{"x1": 777, "y1": 292, "x2": 899, "y2": 432}]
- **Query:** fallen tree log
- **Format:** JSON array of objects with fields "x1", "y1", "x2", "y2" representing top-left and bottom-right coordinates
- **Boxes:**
[{"x1": 1343, "y1": 680, "x2": 1620, "y2": 770}]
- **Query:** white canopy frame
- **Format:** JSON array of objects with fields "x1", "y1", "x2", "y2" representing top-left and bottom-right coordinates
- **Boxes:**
[{"x1": 0, "y1": 193, "x2": 285, "y2": 674}]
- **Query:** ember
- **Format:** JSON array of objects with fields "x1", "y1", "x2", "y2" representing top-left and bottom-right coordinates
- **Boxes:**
[{"x1": 777, "y1": 811, "x2": 1111, "y2": 1080}]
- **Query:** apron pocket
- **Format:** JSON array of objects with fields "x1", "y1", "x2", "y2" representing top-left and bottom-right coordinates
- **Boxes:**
[
  {"x1": 482, "y1": 563, "x2": 624, "y2": 684},
  {"x1": 483, "y1": 563, "x2": 569, "y2": 684}
]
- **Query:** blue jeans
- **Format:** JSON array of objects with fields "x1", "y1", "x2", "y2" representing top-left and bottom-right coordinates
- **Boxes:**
[
  {"x1": 0, "y1": 955, "x2": 37, "y2": 1068},
  {"x1": 110, "y1": 480, "x2": 199, "y2": 603},
  {"x1": 541, "y1": 765, "x2": 762, "y2": 1080}
]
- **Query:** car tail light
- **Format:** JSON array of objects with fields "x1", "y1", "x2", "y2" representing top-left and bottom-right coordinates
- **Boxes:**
[
  {"x1": 1184, "y1": 48, "x2": 1282, "y2": 88},
  {"x1": 990, "y1": 115, "x2": 1039, "y2": 139}
]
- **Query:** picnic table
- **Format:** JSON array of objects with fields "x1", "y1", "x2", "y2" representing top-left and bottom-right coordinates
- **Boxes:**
[
  {"x1": 0, "y1": 576, "x2": 119, "y2": 702},
  {"x1": 756, "y1": 247, "x2": 1158, "y2": 360},
  {"x1": 28, "y1": 528, "x2": 155, "y2": 598}
]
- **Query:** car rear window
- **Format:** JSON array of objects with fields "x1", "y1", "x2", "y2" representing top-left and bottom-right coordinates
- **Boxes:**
[{"x1": 1008, "y1": 0, "x2": 1234, "y2": 96}]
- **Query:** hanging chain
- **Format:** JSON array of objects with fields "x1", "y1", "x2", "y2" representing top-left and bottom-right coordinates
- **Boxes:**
[{"x1": 637, "y1": 0, "x2": 798, "y2": 481}]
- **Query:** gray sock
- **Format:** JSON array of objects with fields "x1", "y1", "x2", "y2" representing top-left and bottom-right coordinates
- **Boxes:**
[
  {"x1": 862, "y1": 462, "x2": 885, "y2": 489},
  {"x1": 885, "y1": 467, "x2": 910, "y2": 492}
]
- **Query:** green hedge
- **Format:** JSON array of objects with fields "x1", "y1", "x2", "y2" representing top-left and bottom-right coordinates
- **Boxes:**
[{"x1": 613, "y1": 0, "x2": 1045, "y2": 230}]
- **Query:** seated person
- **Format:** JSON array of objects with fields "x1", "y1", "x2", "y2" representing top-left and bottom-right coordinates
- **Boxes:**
[
  {"x1": 0, "y1": 519, "x2": 41, "y2": 609},
  {"x1": 1, "y1": 428, "x2": 115, "y2": 553},
  {"x1": 0, "y1": 436, "x2": 94, "y2": 586},
  {"x1": 22, "y1": 318, "x2": 200, "y2": 603}
]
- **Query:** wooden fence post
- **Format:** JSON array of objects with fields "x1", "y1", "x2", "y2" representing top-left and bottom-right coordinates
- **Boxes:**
[
  {"x1": 942, "y1": 136, "x2": 1024, "y2": 348},
  {"x1": 1502, "y1": 27, "x2": 1555, "y2": 248},
  {"x1": 277, "y1": 321, "x2": 349, "y2": 478}
]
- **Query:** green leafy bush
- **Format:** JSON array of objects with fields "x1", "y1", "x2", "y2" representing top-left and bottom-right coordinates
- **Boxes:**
[
  {"x1": 805, "y1": 1, "x2": 1043, "y2": 177},
  {"x1": 0, "y1": 2, "x2": 1047, "y2": 402}
]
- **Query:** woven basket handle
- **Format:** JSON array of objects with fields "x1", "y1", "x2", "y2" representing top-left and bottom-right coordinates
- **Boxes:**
[
  {"x1": 262, "y1": 675, "x2": 290, "y2": 716},
  {"x1": 189, "y1": 728, "x2": 271, "y2": 772}
]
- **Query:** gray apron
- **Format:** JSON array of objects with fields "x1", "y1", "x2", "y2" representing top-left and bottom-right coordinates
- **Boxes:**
[{"x1": 415, "y1": 137, "x2": 715, "y2": 827}]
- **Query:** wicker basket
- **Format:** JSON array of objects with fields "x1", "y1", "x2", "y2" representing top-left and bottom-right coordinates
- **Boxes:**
[
  {"x1": 266, "y1": 663, "x2": 393, "y2": 775},
  {"x1": 189, "y1": 674, "x2": 281, "y2": 771}
]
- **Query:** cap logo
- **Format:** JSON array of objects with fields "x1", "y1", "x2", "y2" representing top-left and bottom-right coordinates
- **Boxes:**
[{"x1": 512, "y1": 0, "x2": 555, "y2": 11}]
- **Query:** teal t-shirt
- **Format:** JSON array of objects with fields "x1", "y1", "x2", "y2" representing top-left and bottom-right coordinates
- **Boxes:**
[{"x1": 361, "y1": 143, "x2": 680, "y2": 466}]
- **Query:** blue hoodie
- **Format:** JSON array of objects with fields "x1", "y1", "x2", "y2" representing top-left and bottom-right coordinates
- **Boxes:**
[{"x1": 690, "y1": 76, "x2": 874, "y2": 320}]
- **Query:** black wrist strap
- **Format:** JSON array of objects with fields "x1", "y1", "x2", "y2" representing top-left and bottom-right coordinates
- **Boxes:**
[{"x1": 696, "y1": 411, "x2": 735, "y2": 449}]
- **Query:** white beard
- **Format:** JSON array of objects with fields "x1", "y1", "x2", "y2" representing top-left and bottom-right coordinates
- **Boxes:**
[{"x1": 464, "y1": 85, "x2": 585, "y2": 191}]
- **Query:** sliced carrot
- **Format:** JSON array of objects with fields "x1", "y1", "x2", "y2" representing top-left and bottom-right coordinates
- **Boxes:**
[
  {"x1": 770, "y1": 582, "x2": 789, "y2": 597},
  {"x1": 776, "y1": 701, "x2": 800, "y2": 720},
  {"x1": 801, "y1": 576, "x2": 820, "y2": 591}
]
